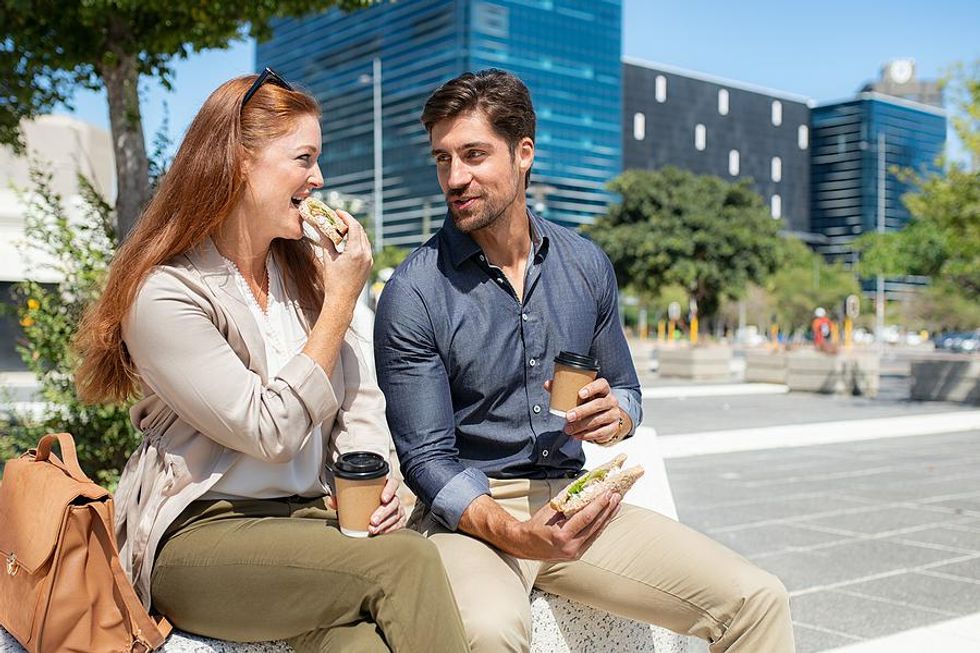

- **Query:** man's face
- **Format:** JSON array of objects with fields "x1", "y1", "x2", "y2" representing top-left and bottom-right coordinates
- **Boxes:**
[{"x1": 430, "y1": 110, "x2": 533, "y2": 233}]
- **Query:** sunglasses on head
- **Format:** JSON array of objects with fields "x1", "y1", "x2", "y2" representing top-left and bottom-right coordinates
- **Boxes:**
[{"x1": 241, "y1": 67, "x2": 294, "y2": 110}]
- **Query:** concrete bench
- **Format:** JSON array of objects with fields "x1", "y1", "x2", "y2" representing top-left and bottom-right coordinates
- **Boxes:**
[
  {"x1": 910, "y1": 356, "x2": 980, "y2": 404},
  {"x1": 1, "y1": 431, "x2": 705, "y2": 653},
  {"x1": 658, "y1": 346, "x2": 733, "y2": 381}
]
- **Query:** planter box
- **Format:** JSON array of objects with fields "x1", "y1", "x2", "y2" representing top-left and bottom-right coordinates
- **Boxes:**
[
  {"x1": 744, "y1": 350, "x2": 788, "y2": 384},
  {"x1": 786, "y1": 351, "x2": 879, "y2": 397},
  {"x1": 910, "y1": 357, "x2": 980, "y2": 405},
  {"x1": 657, "y1": 346, "x2": 732, "y2": 381}
]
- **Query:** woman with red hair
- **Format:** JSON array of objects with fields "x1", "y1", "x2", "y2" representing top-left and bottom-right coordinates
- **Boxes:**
[{"x1": 74, "y1": 70, "x2": 467, "y2": 652}]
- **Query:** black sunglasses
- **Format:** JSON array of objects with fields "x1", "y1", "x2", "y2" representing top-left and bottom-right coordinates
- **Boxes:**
[{"x1": 241, "y1": 67, "x2": 294, "y2": 110}]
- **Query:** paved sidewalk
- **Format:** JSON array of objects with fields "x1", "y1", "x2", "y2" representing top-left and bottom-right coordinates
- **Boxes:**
[{"x1": 664, "y1": 422, "x2": 980, "y2": 652}]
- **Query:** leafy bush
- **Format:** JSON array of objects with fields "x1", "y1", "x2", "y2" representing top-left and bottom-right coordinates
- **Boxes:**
[{"x1": 1, "y1": 163, "x2": 137, "y2": 487}]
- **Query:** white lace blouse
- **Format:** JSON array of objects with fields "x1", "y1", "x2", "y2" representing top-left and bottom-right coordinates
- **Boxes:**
[{"x1": 204, "y1": 252, "x2": 328, "y2": 499}]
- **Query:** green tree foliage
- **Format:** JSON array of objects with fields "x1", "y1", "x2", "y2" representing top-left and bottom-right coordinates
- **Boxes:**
[
  {"x1": 0, "y1": 0, "x2": 380, "y2": 239},
  {"x1": 0, "y1": 164, "x2": 134, "y2": 486},
  {"x1": 854, "y1": 61, "x2": 980, "y2": 302},
  {"x1": 764, "y1": 238, "x2": 862, "y2": 333},
  {"x1": 372, "y1": 245, "x2": 410, "y2": 282},
  {"x1": 586, "y1": 167, "x2": 782, "y2": 322},
  {"x1": 899, "y1": 282, "x2": 980, "y2": 332}
]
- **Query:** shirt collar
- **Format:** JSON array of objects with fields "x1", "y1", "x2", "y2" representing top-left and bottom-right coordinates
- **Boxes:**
[{"x1": 443, "y1": 208, "x2": 551, "y2": 269}]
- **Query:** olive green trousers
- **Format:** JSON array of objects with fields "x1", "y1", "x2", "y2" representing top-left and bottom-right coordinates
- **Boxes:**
[{"x1": 150, "y1": 496, "x2": 468, "y2": 653}]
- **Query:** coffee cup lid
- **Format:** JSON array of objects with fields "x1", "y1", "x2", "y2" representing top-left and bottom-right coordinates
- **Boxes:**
[
  {"x1": 334, "y1": 451, "x2": 389, "y2": 480},
  {"x1": 553, "y1": 351, "x2": 600, "y2": 372}
]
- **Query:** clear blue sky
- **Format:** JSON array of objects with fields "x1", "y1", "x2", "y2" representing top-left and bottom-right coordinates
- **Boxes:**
[{"x1": 60, "y1": 0, "x2": 979, "y2": 157}]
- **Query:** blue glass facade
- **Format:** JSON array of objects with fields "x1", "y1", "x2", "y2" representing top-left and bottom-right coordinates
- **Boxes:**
[
  {"x1": 810, "y1": 94, "x2": 946, "y2": 262},
  {"x1": 258, "y1": 0, "x2": 622, "y2": 247}
]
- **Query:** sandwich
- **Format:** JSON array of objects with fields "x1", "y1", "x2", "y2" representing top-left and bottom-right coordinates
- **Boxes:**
[
  {"x1": 549, "y1": 454, "x2": 644, "y2": 517},
  {"x1": 299, "y1": 197, "x2": 348, "y2": 248}
]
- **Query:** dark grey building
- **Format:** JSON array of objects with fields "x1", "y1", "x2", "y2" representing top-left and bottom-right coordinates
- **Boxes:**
[{"x1": 622, "y1": 58, "x2": 813, "y2": 235}]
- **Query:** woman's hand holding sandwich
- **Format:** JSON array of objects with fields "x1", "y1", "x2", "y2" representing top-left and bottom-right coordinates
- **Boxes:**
[
  {"x1": 544, "y1": 376, "x2": 631, "y2": 445},
  {"x1": 316, "y1": 209, "x2": 373, "y2": 306},
  {"x1": 302, "y1": 209, "x2": 373, "y2": 375}
]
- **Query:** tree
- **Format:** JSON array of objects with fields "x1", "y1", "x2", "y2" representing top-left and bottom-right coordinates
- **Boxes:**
[
  {"x1": 586, "y1": 167, "x2": 782, "y2": 323},
  {"x1": 0, "y1": 0, "x2": 378, "y2": 239},
  {"x1": 764, "y1": 238, "x2": 861, "y2": 334}
]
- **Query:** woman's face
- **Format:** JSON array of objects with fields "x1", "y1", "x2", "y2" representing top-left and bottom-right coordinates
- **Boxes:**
[{"x1": 240, "y1": 113, "x2": 324, "y2": 242}]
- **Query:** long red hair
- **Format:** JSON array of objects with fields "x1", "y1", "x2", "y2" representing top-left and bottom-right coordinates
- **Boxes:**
[{"x1": 75, "y1": 75, "x2": 324, "y2": 404}]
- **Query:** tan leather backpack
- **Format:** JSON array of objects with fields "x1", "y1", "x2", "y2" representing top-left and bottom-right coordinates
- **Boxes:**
[{"x1": 0, "y1": 433, "x2": 171, "y2": 652}]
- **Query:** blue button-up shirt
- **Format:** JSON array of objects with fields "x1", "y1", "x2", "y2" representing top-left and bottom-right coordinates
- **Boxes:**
[{"x1": 374, "y1": 211, "x2": 642, "y2": 531}]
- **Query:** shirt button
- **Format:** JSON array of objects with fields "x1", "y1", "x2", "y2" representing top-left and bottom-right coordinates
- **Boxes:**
[
  {"x1": 533, "y1": 405, "x2": 541, "y2": 414},
  {"x1": 542, "y1": 450, "x2": 549, "y2": 458},
  {"x1": 522, "y1": 313, "x2": 528, "y2": 321},
  {"x1": 529, "y1": 358, "x2": 536, "y2": 367},
  {"x1": 496, "y1": 277, "x2": 505, "y2": 284},
  {"x1": 479, "y1": 254, "x2": 485, "y2": 261}
]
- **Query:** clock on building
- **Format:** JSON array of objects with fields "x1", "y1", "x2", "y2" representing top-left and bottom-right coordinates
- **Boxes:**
[{"x1": 887, "y1": 59, "x2": 915, "y2": 85}]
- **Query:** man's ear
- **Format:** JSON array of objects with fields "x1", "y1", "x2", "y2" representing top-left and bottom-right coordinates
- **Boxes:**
[{"x1": 518, "y1": 137, "x2": 535, "y2": 175}]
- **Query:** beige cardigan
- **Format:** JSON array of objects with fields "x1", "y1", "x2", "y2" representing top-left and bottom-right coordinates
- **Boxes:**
[{"x1": 114, "y1": 238, "x2": 392, "y2": 607}]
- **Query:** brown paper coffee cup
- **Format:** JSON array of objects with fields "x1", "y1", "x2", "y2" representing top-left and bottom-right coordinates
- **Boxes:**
[
  {"x1": 549, "y1": 351, "x2": 600, "y2": 418},
  {"x1": 333, "y1": 451, "x2": 389, "y2": 537}
]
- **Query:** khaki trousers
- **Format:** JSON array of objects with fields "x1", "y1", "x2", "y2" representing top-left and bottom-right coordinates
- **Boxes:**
[
  {"x1": 151, "y1": 496, "x2": 469, "y2": 653},
  {"x1": 412, "y1": 478, "x2": 795, "y2": 653}
]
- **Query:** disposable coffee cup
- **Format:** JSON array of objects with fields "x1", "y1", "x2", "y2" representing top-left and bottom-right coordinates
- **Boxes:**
[
  {"x1": 549, "y1": 351, "x2": 600, "y2": 418},
  {"x1": 333, "y1": 451, "x2": 389, "y2": 538}
]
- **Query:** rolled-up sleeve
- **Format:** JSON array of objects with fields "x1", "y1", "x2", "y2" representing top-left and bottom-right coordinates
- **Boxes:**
[
  {"x1": 374, "y1": 276, "x2": 489, "y2": 530},
  {"x1": 591, "y1": 248, "x2": 643, "y2": 436}
]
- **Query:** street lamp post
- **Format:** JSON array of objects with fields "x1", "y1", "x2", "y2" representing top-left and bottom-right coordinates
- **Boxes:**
[
  {"x1": 372, "y1": 57, "x2": 383, "y2": 253},
  {"x1": 876, "y1": 131, "x2": 886, "y2": 350}
]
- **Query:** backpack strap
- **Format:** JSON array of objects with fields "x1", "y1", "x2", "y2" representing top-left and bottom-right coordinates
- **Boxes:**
[{"x1": 88, "y1": 505, "x2": 172, "y2": 650}]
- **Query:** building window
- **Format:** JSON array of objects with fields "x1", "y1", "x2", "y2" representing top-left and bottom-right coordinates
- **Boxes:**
[
  {"x1": 718, "y1": 89, "x2": 729, "y2": 115},
  {"x1": 771, "y1": 194, "x2": 782, "y2": 219},
  {"x1": 694, "y1": 124, "x2": 706, "y2": 151},
  {"x1": 798, "y1": 124, "x2": 809, "y2": 149},
  {"x1": 728, "y1": 149, "x2": 740, "y2": 176},
  {"x1": 771, "y1": 100, "x2": 782, "y2": 126},
  {"x1": 771, "y1": 156, "x2": 782, "y2": 183},
  {"x1": 655, "y1": 75, "x2": 667, "y2": 103},
  {"x1": 633, "y1": 112, "x2": 645, "y2": 141}
]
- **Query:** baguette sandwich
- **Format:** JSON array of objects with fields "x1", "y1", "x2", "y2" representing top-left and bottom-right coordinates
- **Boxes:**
[
  {"x1": 299, "y1": 197, "x2": 348, "y2": 248},
  {"x1": 549, "y1": 454, "x2": 644, "y2": 517}
]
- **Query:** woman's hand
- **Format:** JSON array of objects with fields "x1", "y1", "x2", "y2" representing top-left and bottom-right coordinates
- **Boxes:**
[
  {"x1": 318, "y1": 209, "x2": 373, "y2": 308},
  {"x1": 369, "y1": 475, "x2": 406, "y2": 536}
]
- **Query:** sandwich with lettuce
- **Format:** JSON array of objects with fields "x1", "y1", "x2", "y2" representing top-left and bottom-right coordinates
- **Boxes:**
[
  {"x1": 299, "y1": 196, "x2": 348, "y2": 248},
  {"x1": 549, "y1": 454, "x2": 644, "y2": 517}
]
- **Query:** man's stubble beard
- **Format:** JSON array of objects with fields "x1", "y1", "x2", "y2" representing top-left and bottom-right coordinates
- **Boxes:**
[{"x1": 449, "y1": 170, "x2": 524, "y2": 235}]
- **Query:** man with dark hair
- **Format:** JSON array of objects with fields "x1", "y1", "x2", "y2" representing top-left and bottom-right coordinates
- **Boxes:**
[{"x1": 375, "y1": 69, "x2": 794, "y2": 653}]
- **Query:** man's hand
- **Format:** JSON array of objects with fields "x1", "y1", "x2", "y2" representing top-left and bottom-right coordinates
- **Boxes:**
[
  {"x1": 514, "y1": 491, "x2": 623, "y2": 561},
  {"x1": 544, "y1": 377, "x2": 629, "y2": 445},
  {"x1": 459, "y1": 491, "x2": 622, "y2": 561}
]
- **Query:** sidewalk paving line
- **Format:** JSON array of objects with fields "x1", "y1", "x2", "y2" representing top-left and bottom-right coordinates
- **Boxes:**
[
  {"x1": 644, "y1": 410, "x2": 980, "y2": 459},
  {"x1": 642, "y1": 383, "x2": 789, "y2": 398},
  {"x1": 817, "y1": 611, "x2": 980, "y2": 652}
]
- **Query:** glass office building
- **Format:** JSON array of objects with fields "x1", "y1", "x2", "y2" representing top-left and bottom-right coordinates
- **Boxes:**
[
  {"x1": 258, "y1": 0, "x2": 623, "y2": 248},
  {"x1": 810, "y1": 93, "x2": 946, "y2": 263}
]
